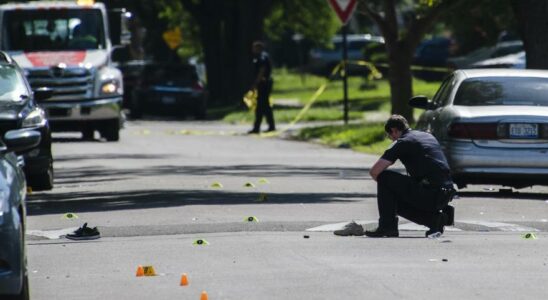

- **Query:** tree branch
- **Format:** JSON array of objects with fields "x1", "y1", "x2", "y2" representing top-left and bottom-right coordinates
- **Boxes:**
[
  {"x1": 357, "y1": 0, "x2": 397, "y2": 44},
  {"x1": 383, "y1": 0, "x2": 398, "y2": 38},
  {"x1": 180, "y1": 0, "x2": 201, "y2": 19},
  {"x1": 406, "y1": 1, "x2": 461, "y2": 49}
]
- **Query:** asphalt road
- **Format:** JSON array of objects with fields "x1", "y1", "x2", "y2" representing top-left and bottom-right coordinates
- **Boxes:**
[{"x1": 25, "y1": 120, "x2": 548, "y2": 299}]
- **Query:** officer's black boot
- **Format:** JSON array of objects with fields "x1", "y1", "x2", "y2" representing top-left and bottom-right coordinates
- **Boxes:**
[
  {"x1": 365, "y1": 217, "x2": 399, "y2": 238},
  {"x1": 443, "y1": 205, "x2": 455, "y2": 226},
  {"x1": 425, "y1": 212, "x2": 448, "y2": 238}
]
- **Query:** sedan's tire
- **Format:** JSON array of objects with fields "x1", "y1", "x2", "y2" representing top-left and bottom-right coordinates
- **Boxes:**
[
  {"x1": 100, "y1": 120, "x2": 120, "y2": 142},
  {"x1": 0, "y1": 277, "x2": 28, "y2": 300},
  {"x1": 130, "y1": 91, "x2": 143, "y2": 119},
  {"x1": 194, "y1": 108, "x2": 206, "y2": 120},
  {"x1": 3, "y1": 218, "x2": 30, "y2": 300},
  {"x1": 193, "y1": 98, "x2": 207, "y2": 120},
  {"x1": 14, "y1": 275, "x2": 30, "y2": 300},
  {"x1": 82, "y1": 129, "x2": 94, "y2": 140},
  {"x1": 27, "y1": 163, "x2": 54, "y2": 191}
]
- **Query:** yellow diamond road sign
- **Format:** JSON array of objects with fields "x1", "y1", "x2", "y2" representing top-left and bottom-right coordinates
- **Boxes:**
[{"x1": 162, "y1": 27, "x2": 182, "y2": 50}]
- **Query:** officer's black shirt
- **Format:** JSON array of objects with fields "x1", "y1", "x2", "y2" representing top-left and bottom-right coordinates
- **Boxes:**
[
  {"x1": 253, "y1": 51, "x2": 272, "y2": 82},
  {"x1": 381, "y1": 129, "x2": 453, "y2": 187}
]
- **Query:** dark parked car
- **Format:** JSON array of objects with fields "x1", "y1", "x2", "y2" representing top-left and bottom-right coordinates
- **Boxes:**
[
  {"x1": 0, "y1": 129, "x2": 42, "y2": 300},
  {"x1": 0, "y1": 52, "x2": 53, "y2": 190},
  {"x1": 413, "y1": 37, "x2": 454, "y2": 81},
  {"x1": 307, "y1": 34, "x2": 385, "y2": 76},
  {"x1": 129, "y1": 63, "x2": 207, "y2": 119},
  {"x1": 410, "y1": 69, "x2": 548, "y2": 189}
]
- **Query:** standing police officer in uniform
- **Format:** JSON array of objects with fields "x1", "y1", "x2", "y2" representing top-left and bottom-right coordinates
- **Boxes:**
[
  {"x1": 335, "y1": 115, "x2": 455, "y2": 238},
  {"x1": 248, "y1": 41, "x2": 275, "y2": 134}
]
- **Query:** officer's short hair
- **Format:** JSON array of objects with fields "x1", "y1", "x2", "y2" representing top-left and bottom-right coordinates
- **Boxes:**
[{"x1": 385, "y1": 114, "x2": 409, "y2": 133}]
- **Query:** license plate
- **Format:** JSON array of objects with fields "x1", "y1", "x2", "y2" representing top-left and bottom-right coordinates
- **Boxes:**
[
  {"x1": 509, "y1": 123, "x2": 538, "y2": 138},
  {"x1": 161, "y1": 96, "x2": 176, "y2": 104}
]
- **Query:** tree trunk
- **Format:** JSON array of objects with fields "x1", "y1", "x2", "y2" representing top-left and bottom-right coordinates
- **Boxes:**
[
  {"x1": 512, "y1": 0, "x2": 548, "y2": 69},
  {"x1": 187, "y1": 0, "x2": 272, "y2": 105},
  {"x1": 387, "y1": 42, "x2": 414, "y2": 123},
  {"x1": 197, "y1": 2, "x2": 224, "y2": 104},
  {"x1": 233, "y1": 0, "x2": 272, "y2": 100}
]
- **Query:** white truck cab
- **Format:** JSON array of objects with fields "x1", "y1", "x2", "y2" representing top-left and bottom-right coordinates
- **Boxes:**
[{"x1": 0, "y1": 0, "x2": 129, "y2": 141}]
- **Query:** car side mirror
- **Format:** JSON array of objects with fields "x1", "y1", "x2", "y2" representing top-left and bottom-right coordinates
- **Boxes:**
[
  {"x1": 2, "y1": 129, "x2": 41, "y2": 153},
  {"x1": 33, "y1": 88, "x2": 54, "y2": 102},
  {"x1": 409, "y1": 95, "x2": 431, "y2": 109}
]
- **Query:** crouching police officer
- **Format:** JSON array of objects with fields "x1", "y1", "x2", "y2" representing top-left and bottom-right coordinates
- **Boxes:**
[{"x1": 335, "y1": 115, "x2": 455, "y2": 238}]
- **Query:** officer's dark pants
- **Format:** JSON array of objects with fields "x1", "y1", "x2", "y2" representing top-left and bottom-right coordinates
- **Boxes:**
[
  {"x1": 253, "y1": 79, "x2": 275, "y2": 131},
  {"x1": 376, "y1": 170, "x2": 446, "y2": 229}
]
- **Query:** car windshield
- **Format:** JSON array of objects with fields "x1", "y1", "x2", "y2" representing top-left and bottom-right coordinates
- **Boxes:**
[
  {"x1": 454, "y1": 77, "x2": 548, "y2": 106},
  {"x1": 0, "y1": 65, "x2": 28, "y2": 101},
  {"x1": 2, "y1": 9, "x2": 105, "y2": 51}
]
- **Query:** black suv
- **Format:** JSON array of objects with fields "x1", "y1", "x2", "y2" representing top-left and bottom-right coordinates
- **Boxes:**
[
  {"x1": 129, "y1": 62, "x2": 207, "y2": 119},
  {"x1": 0, "y1": 51, "x2": 53, "y2": 190}
]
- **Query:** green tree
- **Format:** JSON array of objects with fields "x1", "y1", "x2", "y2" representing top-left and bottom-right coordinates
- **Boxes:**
[
  {"x1": 264, "y1": 1, "x2": 338, "y2": 46},
  {"x1": 109, "y1": 0, "x2": 341, "y2": 105},
  {"x1": 357, "y1": 0, "x2": 461, "y2": 122},
  {"x1": 443, "y1": 0, "x2": 516, "y2": 55},
  {"x1": 176, "y1": 0, "x2": 272, "y2": 105},
  {"x1": 511, "y1": 0, "x2": 548, "y2": 69},
  {"x1": 177, "y1": 0, "x2": 337, "y2": 105}
]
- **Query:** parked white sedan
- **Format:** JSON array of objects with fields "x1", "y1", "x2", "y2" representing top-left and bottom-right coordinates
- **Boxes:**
[{"x1": 409, "y1": 69, "x2": 548, "y2": 189}]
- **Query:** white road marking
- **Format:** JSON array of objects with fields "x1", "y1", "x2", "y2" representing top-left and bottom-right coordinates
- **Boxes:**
[
  {"x1": 306, "y1": 219, "x2": 545, "y2": 232},
  {"x1": 26, "y1": 227, "x2": 78, "y2": 239},
  {"x1": 306, "y1": 221, "x2": 462, "y2": 232},
  {"x1": 398, "y1": 222, "x2": 461, "y2": 232},
  {"x1": 306, "y1": 221, "x2": 376, "y2": 232},
  {"x1": 460, "y1": 220, "x2": 539, "y2": 232}
]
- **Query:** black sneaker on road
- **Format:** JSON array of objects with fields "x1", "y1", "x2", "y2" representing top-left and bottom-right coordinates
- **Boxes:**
[{"x1": 66, "y1": 223, "x2": 101, "y2": 240}]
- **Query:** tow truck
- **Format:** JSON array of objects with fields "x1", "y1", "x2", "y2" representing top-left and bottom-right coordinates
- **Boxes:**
[{"x1": 0, "y1": 0, "x2": 129, "y2": 141}]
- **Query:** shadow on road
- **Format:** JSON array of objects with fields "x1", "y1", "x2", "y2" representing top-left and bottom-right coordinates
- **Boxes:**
[
  {"x1": 52, "y1": 164, "x2": 376, "y2": 181},
  {"x1": 54, "y1": 153, "x2": 176, "y2": 163},
  {"x1": 27, "y1": 189, "x2": 373, "y2": 216},
  {"x1": 457, "y1": 190, "x2": 548, "y2": 201}
]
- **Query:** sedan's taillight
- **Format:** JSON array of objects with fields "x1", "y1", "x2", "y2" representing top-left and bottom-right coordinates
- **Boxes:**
[
  {"x1": 448, "y1": 123, "x2": 500, "y2": 140},
  {"x1": 447, "y1": 123, "x2": 469, "y2": 139}
]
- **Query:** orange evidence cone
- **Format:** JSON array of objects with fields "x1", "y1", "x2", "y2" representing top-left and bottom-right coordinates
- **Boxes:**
[
  {"x1": 180, "y1": 273, "x2": 189, "y2": 286},
  {"x1": 136, "y1": 265, "x2": 144, "y2": 277},
  {"x1": 200, "y1": 291, "x2": 208, "y2": 300}
]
